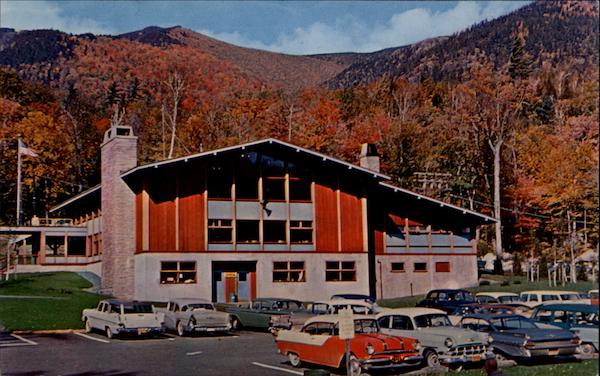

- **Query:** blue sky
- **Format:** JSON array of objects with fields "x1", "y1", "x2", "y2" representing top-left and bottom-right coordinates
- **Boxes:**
[{"x1": 0, "y1": 1, "x2": 529, "y2": 55}]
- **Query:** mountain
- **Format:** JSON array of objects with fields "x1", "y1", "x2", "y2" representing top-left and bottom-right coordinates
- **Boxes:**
[
  {"x1": 0, "y1": 0, "x2": 597, "y2": 95},
  {"x1": 321, "y1": 0, "x2": 599, "y2": 87}
]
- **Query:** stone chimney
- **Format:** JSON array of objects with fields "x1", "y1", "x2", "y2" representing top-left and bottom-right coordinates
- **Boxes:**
[
  {"x1": 100, "y1": 124, "x2": 137, "y2": 298},
  {"x1": 359, "y1": 143, "x2": 380, "y2": 173}
]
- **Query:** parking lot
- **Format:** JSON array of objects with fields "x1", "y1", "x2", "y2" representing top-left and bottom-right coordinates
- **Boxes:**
[{"x1": 0, "y1": 330, "x2": 318, "y2": 376}]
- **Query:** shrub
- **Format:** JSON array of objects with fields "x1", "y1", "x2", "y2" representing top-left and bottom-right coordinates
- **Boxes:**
[
  {"x1": 513, "y1": 280, "x2": 521, "y2": 284},
  {"x1": 479, "y1": 280, "x2": 491, "y2": 286},
  {"x1": 501, "y1": 281, "x2": 510, "y2": 286}
]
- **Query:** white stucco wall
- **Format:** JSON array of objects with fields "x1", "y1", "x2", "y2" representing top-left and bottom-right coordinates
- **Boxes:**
[
  {"x1": 376, "y1": 255, "x2": 478, "y2": 299},
  {"x1": 134, "y1": 252, "x2": 370, "y2": 302}
]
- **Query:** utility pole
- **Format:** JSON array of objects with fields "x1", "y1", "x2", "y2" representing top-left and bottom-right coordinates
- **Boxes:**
[{"x1": 16, "y1": 138, "x2": 22, "y2": 226}]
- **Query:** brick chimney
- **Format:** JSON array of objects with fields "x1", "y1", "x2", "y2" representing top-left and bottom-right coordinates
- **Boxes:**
[
  {"x1": 100, "y1": 124, "x2": 137, "y2": 298},
  {"x1": 359, "y1": 143, "x2": 380, "y2": 173}
]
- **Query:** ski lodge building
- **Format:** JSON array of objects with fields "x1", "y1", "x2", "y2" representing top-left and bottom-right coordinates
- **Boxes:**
[{"x1": 2, "y1": 124, "x2": 493, "y2": 302}]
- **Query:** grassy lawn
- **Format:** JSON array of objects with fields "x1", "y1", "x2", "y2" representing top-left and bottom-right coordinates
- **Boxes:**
[
  {"x1": 454, "y1": 359, "x2": 598, "y2": 376},
  {"x1": 379, "y1": 275, "x2": 595, "y2": 308},
  {"x1": 0, "y1": 272, "x2": 106, "y2": 331}
]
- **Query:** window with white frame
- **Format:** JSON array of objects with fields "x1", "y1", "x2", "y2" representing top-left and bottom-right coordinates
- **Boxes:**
[
  {"x1": 160, "y1": 261, "x2": 197, "y2": 284},
  {"x1": 273, "y1": 261, "x2": 306, "y2": 282},
  {"x1": 325, "y1": 261, "x2": 356, "y2": 282}
]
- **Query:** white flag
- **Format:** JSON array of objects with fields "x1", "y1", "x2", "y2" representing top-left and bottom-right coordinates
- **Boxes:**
[{"x1": 18, "y1": 139, "x2": 38, "y2": 158}]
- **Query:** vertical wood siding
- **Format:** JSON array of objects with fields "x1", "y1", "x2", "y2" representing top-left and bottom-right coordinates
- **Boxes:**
[
  {"x1": 314, "y1": 182, "x2": 339, "y2": 252},
  {"x1": 148, "y1": 178, "x2": 176, "y2": 251},
  {"x1": 339, "y1": 190, "x2": 363, "y2": 252},
  {"x1": 135, "y1": 191, "x2": 143, "y2": 252},
  {"x1": 178, "y1": 171, "x2": 205, "y2": 251}
]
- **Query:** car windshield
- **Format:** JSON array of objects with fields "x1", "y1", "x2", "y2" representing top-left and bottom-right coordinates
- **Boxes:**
[
  {"x1": 490, "y1": 316, "x2": 538, "y2": 330},
  {"x1": 186, "y1": 303, "x2": 214, "y2": 311},
  {"x1": 122, "y1": 304, "x2": 154, "y2": 314},
  {"x1": 498, "y1": 296, "x2": 519, "y2": 303},
  {"x1": 353, "y1": 319, "x2": 379, "y2": 334},
  {"x1": 414, "y1": 314, "x2": 452, "y2": 328}
]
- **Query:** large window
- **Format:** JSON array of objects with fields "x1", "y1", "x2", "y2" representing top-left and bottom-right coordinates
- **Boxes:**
[
  {"x1": 208, "y1": 219, "x2": 232, "y2": 243},
  {"x1": 273, "y1": 261, "x2": 305, "y2": 282},
  {"x1": 160, "y1": 261, "x2": 196, "y2": 284},
  {"x1": 263, "y1": 177, "x2": 286, "y2": 201},
  {"x1": 325, "y1": 261, "x2": 356, "y2": 282},
  {"x1": 289, "y1": 177, "x2": 311, "y2": 201},
  {"x1": 264, "y1": 220, "x2": 286, "y2": 243},
  {"x1": 207, "y1": 165, "x2": 231, "y2": 199},
  {"x1": 290, "y1": 220, "x2": 313, "y2": 243},
  {"x1": 236, "y1": 220, "x2": 259, "y2": 243},
  {"x1": 236, "y1": 153, "x2": 259, "y2": 200}
]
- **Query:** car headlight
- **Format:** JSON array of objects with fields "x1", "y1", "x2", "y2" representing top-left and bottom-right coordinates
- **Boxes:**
[
  {"x1": 366, "y1": 343, "x2": 375, "y2": 355},
  {"x1": 444, "y1": 338, "x2": 454, "y2": 348},
  {"x1": 414, "y1": 340, "x2": 421, "y2": 351},
  {"x1": 487, "y1": 336, "x2": 493, "y2": 344}
]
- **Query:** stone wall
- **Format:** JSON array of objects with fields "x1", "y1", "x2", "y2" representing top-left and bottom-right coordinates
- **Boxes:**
[{"x1": 100, "y1": 128, "x2": 137, "y2": 298}]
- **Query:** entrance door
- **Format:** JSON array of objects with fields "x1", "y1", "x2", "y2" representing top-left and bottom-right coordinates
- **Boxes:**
[{"x1": 212, "y1": 261, "x2": 257, "y2": 303}]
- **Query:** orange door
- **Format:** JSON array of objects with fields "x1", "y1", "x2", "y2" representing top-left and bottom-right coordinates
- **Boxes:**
[{"x1": 224, "y1": 272, "x2": 238, "y2": 302}]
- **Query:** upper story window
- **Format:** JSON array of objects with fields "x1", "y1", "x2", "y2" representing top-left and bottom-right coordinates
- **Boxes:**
[
  {"x1": 236, "y1": 220, "x2": 259, "y2": 243},
  {"x1": 263, "y1": 177, "x2": 286, "y2": 201},
  {"x1": 207, "y1": 164, "x2": 231, "y2": 199},
  {"x1": 290, "y1": 220, "x2": 313, "y2": 243},
  {"x1": 236, "y1": 153, "x2": 259, "y2": 200},
  {"x1": 208, "y1": 219, "x2": 233, "y2": 243},
  {"x1": 263, "y1": 220, "x2": 287, "y2": 243}
]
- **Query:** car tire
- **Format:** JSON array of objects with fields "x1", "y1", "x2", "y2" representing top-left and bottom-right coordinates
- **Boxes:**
[
  {"x1": 230, "y1": 316, "x2": 241, "y2": 331},
  {"x1": 494, "y1": 352, "x2": 507, "y2": 362},
  {"x1": 424, "y1": 349, "x2": 441, "y2": 368},
  {"x1": 288, "y1": 352, "x2": 301, "y2": 367},
  {"x1": 84, "y1": 319, "x2": 92, "y2": 334},
  {"x1": 105, "y1": 327, "x2": 113, "y2": 339},
  {"x1": 176, "y1": 321, "x2": 186, "y2": 337},
  {"x1": 580, "y1": 343, "x2": 595, "y2": 356},
  {"x1": 348, "y1": 354, "x2": 362, "y2": 376}
]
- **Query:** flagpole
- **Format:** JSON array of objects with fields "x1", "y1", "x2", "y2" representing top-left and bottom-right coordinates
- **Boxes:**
[{"x1": 16, "y1": 138, "x2": 22, "y2": 226}]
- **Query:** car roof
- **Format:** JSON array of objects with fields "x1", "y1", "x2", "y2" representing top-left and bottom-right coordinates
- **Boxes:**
[
  {"x1": 520, "y1": 290, "x2": 573, "y2": 295},
  {"x1": 476, "y1": 292, "x2": 519, "y2": 297},
  {"x1": 326, "y1": 299, "x2": 373, "y2": 306},
  {"x1": 376, "y1": 308, "x2": 446, "y2": 317},
  {"x1": 170, "y1": 298, "x2": 212, "y2": 305},
  {"x1": 254, "y1": 298, "x2": 303, "y2": 303},
  {"x1": 535, "y1": 303, "x2": 599, "y2": 312},
  {"x1": 103, "y1": 299, "x2": 152, "y2": 305},
  {"x1": 304, "y1": 315, "x2": 374, "y2": 325},
  {"x1": 429, "y1": 289, "x2": 471, "y2": 293},
  {"x1": 462, "y1": 313, "x2": 527, "y2": 321}
]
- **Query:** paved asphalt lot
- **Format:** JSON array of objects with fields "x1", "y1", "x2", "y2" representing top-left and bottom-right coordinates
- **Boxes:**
[{"x1": 0, "y1": 330, "x2": 308, "y2": 376}]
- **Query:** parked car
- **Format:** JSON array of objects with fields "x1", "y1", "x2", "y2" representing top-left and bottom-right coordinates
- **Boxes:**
[
  {"x1": 376, "y1": 308, "x2": 494, "y2": 369},
  {"x1": 226, "y1": 298, "x2": 302, "y2": 331},
  {"x1": 530, "y1": 303, "x2": 599, "y2": 355},
  {"x1": 476, "y1": 292, "x2": 520, "y2": 304},
  {"x1": 331, "y1": 293, "x2": 376, "y2": 304},
  {"x1": 458, "y1": 313, "x2": 580, "y2": 361},
  {"x1": 519, "y1": 290, "x2": 587, "y2": 308},
  {"x1": 590, "y1": 289, "x2": 599, "y2": 306},
  {"x1": 156, "y1": 298, "x2": 231, "y2": 336},
  {"x1": 416, "y1": 289, "x2": 477, "y2": 314},
  {"x1": 470, "y1": 303, "x2": 532, "y2": 317},
  {"x1": 275, "y1": 315, "x2": 422, "y2": 375},
  {"x1": 82, "y1": 299, "x2": 165, "y2": 339}
]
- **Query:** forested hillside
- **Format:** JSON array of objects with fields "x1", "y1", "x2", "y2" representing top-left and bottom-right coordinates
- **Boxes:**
[{"x1": 0, "y1": 0, "x2": 597, "y2": 263}]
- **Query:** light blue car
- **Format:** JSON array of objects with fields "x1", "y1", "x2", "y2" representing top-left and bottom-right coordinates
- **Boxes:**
[{"x1": 531, "y1": 303, "x2": 599, "y2": 355}]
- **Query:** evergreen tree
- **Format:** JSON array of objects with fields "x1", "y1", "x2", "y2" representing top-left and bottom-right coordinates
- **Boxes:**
[{"x1": 509, "y1": 21, "x2": 533, "y2": 80}]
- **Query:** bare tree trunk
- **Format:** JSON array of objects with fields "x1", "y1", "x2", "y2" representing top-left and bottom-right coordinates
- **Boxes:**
[
  {"x1": 166, "y1": 73, "x2": 185, "y2": 159},
  {"x1": 490, "y1": 139, "x2": 504, "y2": 272}
]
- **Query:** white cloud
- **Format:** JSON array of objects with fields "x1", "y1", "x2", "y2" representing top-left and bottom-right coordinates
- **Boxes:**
[
  {"x1": 201, "y1": 1, "x2": 529, "y2": 55},
  {"x1": 0, "y1": 0, "x2": 114, "y2": 35}
]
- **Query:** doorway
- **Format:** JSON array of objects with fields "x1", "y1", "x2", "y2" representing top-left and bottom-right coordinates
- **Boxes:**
[{"x1": 212, "y1": 261, "x2": 257, "y2": 303}]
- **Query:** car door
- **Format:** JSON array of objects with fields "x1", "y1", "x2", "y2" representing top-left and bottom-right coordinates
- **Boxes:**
[
  {"x1": 164, "y1": 302, "x2": 177, "y2": 330},
  {"x1": 379, "y1": 314, "x2": 414, "y2": 339},
  {"x1": 88, "y1": 302, "x2": 105, "y2": 330}
]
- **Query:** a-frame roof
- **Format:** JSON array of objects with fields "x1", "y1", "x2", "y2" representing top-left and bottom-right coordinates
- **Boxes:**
[{"x1": 121, "y1": 138, "x2": 390, "y2": 181}]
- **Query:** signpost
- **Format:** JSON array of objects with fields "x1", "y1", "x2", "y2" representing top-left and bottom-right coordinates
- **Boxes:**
[{"x1": 338, "y1": 308, "x2": 355, "y2": 376}]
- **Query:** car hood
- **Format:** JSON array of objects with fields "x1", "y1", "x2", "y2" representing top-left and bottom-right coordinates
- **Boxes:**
[
  {"x1": 419, "y1": 326, "x2": 487, "y2": 344},
  {"x1": 497, "y1": 328, "x2": 573, "y2": 341}
]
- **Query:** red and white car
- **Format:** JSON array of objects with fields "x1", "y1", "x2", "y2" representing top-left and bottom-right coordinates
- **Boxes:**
[{"x1": 275, "y1": 315, "x2": 422, "y2": 375}]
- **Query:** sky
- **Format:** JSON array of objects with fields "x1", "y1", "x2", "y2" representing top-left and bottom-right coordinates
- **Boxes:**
[{"x1": 0, "y1": 1, "x2": 530, "y2": 55}]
